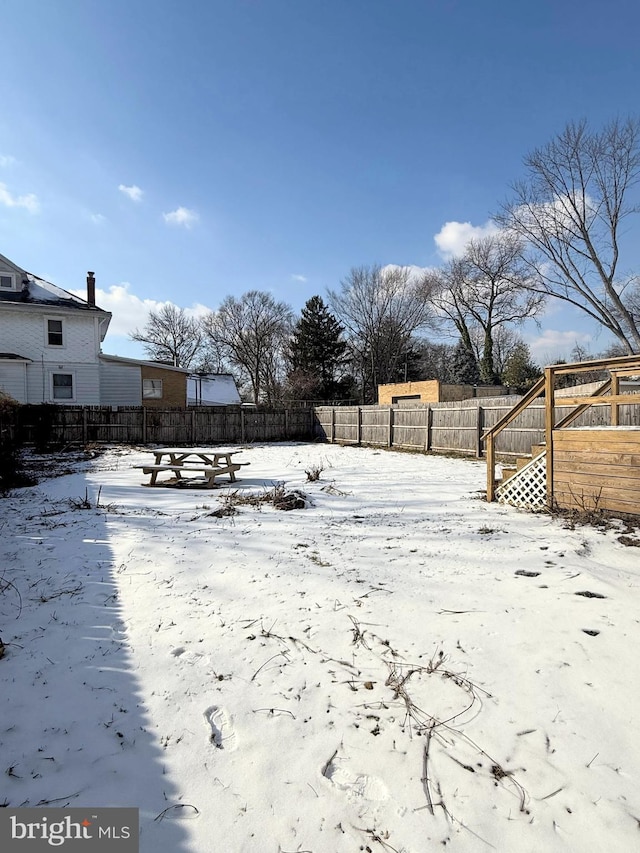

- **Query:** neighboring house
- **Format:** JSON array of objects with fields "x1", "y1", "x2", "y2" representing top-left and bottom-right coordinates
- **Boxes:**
[
  {"x1": 0, "y1": 253, "x2": 111, "y2": 405},
  {"x1": 378, "y1": 379, "x2": 511, "y2": 405},
  {"x1": 0, "y1": 251, "x2": 189, "y2": 407},
  {"x1": 100, "y1": 354, "x2": 189, "y2": 408},
  {"x1": 187, "y1": 373, "x2": 241, "y2": 406}
]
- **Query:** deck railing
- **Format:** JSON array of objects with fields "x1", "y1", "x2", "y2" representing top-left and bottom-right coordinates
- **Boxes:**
[{"x1": 483, "y1": 355, "x2": 640, "y2": 505}]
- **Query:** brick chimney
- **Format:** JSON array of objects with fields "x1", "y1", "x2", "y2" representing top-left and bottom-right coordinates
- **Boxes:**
[{"x1": 87, "y1": 271, "x2": 96, "y2": 306}]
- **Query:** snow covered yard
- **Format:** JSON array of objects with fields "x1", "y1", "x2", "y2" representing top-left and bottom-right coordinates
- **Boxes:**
[{"x1": 1, "y1": 442, "x2": 639, "y2": 853}]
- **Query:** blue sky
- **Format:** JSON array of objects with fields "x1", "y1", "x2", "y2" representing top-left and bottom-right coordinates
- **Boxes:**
[{"x1": 2, "y1": 0, "x2": 640, "y2": 364}]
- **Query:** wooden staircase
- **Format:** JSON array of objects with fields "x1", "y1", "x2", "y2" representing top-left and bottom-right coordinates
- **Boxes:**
[
  {"x1": 495, "y1": 446, "x2": 547, "y2": 510},
  {"x1": 483, "y1": 355, "x2": 640, "y2": 512}
]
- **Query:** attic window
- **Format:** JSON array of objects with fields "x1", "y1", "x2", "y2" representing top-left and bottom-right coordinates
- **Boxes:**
[{"x1": 0, "y1": 273, "x2": 15, "y2": 289}]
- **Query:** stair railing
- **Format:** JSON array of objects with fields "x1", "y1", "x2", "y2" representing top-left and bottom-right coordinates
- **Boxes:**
[
  {"x1": 483, "y1": 354, "x2": 640, "y2": 504},
  {"x1": 483, "y1": 376, "x2": 546, "y2": 502}
]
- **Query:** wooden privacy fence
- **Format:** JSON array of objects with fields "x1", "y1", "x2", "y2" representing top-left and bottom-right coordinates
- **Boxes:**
[
  {"x1": 12, "y1": 405, "x2": 315, "y2": 447},
  {"x1": 315, "y1": 395, "x2": 640, "y2": 458}
]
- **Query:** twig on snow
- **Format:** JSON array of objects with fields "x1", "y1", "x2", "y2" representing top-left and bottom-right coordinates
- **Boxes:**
[
  {"x1": 253, "y1": 708, "x2": 296, "y2": 719},
  {"x1": 0, "y1": 574, "x2": 22, "y2": 618},
  {"x1": 250, "y1": 652, "x2": 288, "y2": 682},
  {"x1": 348, "y1": 615, "x2": 370, "y2": 649},
  {"x1": 422, "y1": 722, "x2": 436, "y2": 815},
  {"x1": 154, "y1": 803, "x2": 200, "y2": 821},
  {"x1": 35, "y1": 791, "x2": 81, "y2": 805},
  {"x1": 321, "y1": 748, "x2": 338, "y2": 778},
  {"x1": 353, "y1": 826, "x2": 401, "y2": 852}
]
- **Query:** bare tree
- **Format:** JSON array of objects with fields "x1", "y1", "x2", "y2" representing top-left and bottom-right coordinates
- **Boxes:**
[
  {"x1": 429, "y1": 233, "x2": 545, "y2": 383},
  {"x1": 411, "y1": 339, "x2": 457, "y2": 382},
  {"x1": 202, "y1": 291, "x2": 293, "y2": 404},
  {"x1": 497, "y1": 117, "x2": 640, "y2": 353},
  {"x1": 486, "y1": 326, "x2": 529, "y2": 376},
  {"x1": 328, "y1": 265, "x2": 437, "y2": 401},
  {"x1": 130, "y1": 304, "x2": 203, "y2": 368}
]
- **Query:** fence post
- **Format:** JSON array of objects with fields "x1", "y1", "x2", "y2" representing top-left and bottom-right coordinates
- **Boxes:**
[
  {"x1": 142, "y1": 406, "x2": 147, "y2": 444},
  {"x1": 544, "y1": 367, "x2": 555, "y2": 509},
  {"x1": 82, "y1": 407, "x2": 88, "y2": 445},
  {"x1": 191, "y1": 408, "x2": 196, "y2": 444},
  {"x1": 285, "y1": 408, "x2": 290, "y2": 439},
  {"x1": 611, "y1": 372, "x2": 620, "y2": 426},
  {"x1": 388, "y1": 407, "x2": 393, "y2": 447},
  {"x1": 330, "y1": 408, "x2": 335, "y2": 443},
  {"x1": 241, "y1": 408, "x2": 246, "y2": 443},
  {"x1": 356, "y1": 407, "x2": 362, "y2": 445},
  {"x1": 475, "y1": 405, "x2": 483, "y2": 458},
  {"x1": 425, "y1": 405, "x2": 432, "y2": 452},
  {"x1": 486, "y1": 433, "x2": 495, "y2": 502}
]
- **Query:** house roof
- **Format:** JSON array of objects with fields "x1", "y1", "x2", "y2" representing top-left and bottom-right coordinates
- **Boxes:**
[
  {"x1": 187, "y1": 373, "x2": 242, "y2": 405},
  {"x1": 0, "y1": 253, "x2": 110, "y2": 316},
  {"x1": 100, "y1": 353, "x2": 191, "y2": 373},
  {"x1": 0, "y1": 272, "x2": 109, "y2": 314},
  {"x1": 0, "y1": 352, "x2": 31, "y2": 361}
]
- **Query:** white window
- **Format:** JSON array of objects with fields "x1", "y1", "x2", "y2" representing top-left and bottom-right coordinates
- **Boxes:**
[
  {"x1": 46, "y1": 318, "x2": 64, "y2": 346},
  {"x1": 143, "y1": 378, "x2": 163, "y2": 399},
  {"x1": 0, "y1": 273, "x2": 16, "y2": 290},
  {"x1": 52, "y1": 373, "x2": 74, "y2": 401}
]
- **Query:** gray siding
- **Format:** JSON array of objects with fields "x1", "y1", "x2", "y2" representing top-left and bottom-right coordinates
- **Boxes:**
[
  {"x1": 24, "y1": 362, "x2": 101, "y2": 404},
  {"x1": 0, "y1": 360, "x2": 28, "y2": 402},
  {"x1": 99, "y1": 361, "x2": 141, "y2": 406}
]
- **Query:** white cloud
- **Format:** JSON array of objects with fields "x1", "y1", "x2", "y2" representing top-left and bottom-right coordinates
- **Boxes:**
[
  {"x1": 69, "y1": 283, "x2": 212, "y2": 339},
  {"x1": 89, "y1": 213, "x2": 106, "y2": 224},
  {"x1": 290, "y1": 274, "x2": 307, "y2": 283},
  {"x1": 526, "y1": 328, "x2": 593, "y2": 363},
  {"x1": 382, "y1": 263, "x2": 435, "y2": 281},
  {"x1": 0, "y1": 155, "x2": 16, "y2": 167},
  {"x1": 434, "y1": 219, "x2": 500, "y2": 258},
  {"x1": 119, "y1": 184, "x2": 143, "y2": 202},
  {"x1": 515, "y1": 193, "x2": 595, "y2": 241},
  {"x1": 0, "y1": 182, "x2": 39, "y2": 213},
  {"x1": 163, "y1": 206, "x2": 199, "y2": 228}
]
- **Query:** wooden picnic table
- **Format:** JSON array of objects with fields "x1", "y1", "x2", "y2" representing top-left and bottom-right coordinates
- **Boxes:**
[{"x1": 135, "y1": 447, "x2": 249, "y2": 488}]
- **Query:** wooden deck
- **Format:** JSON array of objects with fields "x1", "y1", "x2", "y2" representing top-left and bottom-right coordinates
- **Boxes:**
[
  {"x1": 553, "y1": 427, "x2": 640, "y2": 515},
  {"x1": 484, "y1": 355, "x2": 640, "y2": 516}
]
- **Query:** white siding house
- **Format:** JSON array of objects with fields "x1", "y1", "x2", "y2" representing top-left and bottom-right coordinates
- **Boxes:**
[
  {"x1": 0, "y1": 251, "x2": 194, "y2": 408},
  {"x1": 0, "y1": 252, "x2": 111, "y2": 405}
]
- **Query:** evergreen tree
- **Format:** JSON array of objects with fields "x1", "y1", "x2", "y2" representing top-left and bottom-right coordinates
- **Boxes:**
[
  {"x1": 501, "y1": 342, "x2": 541, "y2": 392},
  {"x1": 286, "y1": 296, "x2": 347, "y2": 399},
  {"x1": 450, "y1": 339, "x2": 481, "y2": 385}
]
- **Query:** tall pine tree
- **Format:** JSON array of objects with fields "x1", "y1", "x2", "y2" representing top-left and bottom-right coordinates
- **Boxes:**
[
  {"x1": 286, "y1": 296, "x2": 347, "y2": 400},
  {"x1": 501, "y1": 342, "x2": 541, "y2": 392},
  {"x1": 450, "y1": 338, "x2": 481, "y2": 385}
]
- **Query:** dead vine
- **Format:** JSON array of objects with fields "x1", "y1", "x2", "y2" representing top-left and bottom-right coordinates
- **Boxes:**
[{"x1": 384, "y1": 655, "x2": 528, "y2": 815}]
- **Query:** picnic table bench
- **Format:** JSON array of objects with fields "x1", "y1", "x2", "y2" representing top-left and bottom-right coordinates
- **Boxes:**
[{"x1": 135, "y1": 447, "x2": 249, "y2": 488}]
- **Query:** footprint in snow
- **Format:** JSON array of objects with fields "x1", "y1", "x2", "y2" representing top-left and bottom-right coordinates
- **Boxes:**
[
  {"x1": 204, "y1": 706, "x2": 238, "y2": 751},
  {"x1": 171, "y1": 647, "x2": 211, "y2": 667},
  {"x1": 324, "y1": 757, "x2": 388, "y2": 801}
]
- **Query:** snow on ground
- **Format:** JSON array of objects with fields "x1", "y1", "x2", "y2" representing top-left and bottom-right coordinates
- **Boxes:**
[{"x1": 1, "y1": 442, "x2": 639, "y2": 853}]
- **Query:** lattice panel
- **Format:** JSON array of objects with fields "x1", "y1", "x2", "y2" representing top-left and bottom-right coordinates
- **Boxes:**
[{"x1": 496, "y1": 452, "x2": 547, "y2": 510}]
